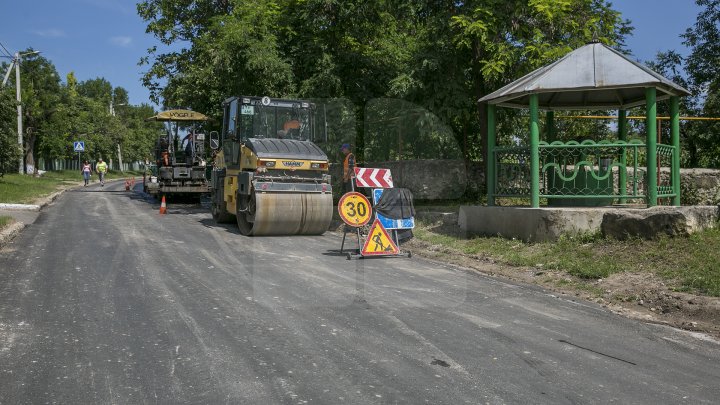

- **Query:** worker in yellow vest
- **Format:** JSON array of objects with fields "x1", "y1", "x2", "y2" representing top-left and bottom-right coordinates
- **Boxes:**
[
  {"x1": 341, "y1": 143, "x2": 355, "y2": 194},
  {"x1": 95, "y1": 158, "x2": 109, "y2": 187}
]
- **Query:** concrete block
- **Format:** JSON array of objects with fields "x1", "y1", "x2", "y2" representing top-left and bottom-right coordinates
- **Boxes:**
[
  {"x1": 459, "y1": 206, "x2": 609, "y2": 242},
  {"x1": 601, "y1": 206, "x2": 720, "y2": 240},
  {"x1": 459, "y1": 205, "x2": 720, "y2": 242}
]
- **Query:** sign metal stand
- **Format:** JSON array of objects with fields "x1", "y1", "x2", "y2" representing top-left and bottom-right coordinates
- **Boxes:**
[
  {"x1": 342, "y1": 168, "x2": 412, "y2": 260},
  {"x1": 339, "y1": 181, "x2": 371, "y2": 259}
]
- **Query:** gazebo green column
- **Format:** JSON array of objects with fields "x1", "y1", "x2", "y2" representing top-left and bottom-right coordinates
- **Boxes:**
[
  {"x1": 546, "y1": 111, "x2": 556, "y2": 194},
  {"x1": 487, "y1": 104, "x2": 496, "y2": 206},
  {"x1": 618, "y1": 109, "x2": 628, "y2": 204},
  {"x1": 671, "y1": 96, "x2": 681, "y2": 206},
  {"x1": 530, "y1": 94, "x2": 540, "y2": 208},
  {"x1": 646, "y1": 88, "x2": 657, "y2": 207}
]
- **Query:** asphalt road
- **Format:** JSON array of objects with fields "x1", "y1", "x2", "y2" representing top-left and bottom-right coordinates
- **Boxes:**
[{"x1": 0, "y1": 181, "x2": 719, "y2": 404}]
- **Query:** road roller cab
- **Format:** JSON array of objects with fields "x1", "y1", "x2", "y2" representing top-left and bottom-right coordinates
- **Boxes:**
[{"x1": 210, "y1": 96, "x2": 333, "y2": 236}]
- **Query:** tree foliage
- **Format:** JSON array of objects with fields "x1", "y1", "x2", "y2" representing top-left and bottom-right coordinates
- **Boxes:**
[
  {"x1": 0, "y1": 89, "x2": 21, "y2": 173},
  {"x1": 0, "y1": 52, "x2": 160, "y2": 173},
  {"x1": 680, "y1": 0, "x2": 720, "y2": 167},
  {"x1": 138, "y1": 0, "x2": 630, "y2": 164}
]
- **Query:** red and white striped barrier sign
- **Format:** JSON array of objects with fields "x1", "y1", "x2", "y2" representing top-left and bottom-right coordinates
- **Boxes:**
[{"x1": 354, "y1": 167, "x2": 393, "y2": 188}]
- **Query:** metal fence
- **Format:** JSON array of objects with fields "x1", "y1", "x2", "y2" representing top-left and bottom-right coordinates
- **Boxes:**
[
  {"x1": 36, "y1": 158, "x2": 144, "y2": 172},
  {"x1": 492, "y1": 140, "x2": 677, "y2": 205}
]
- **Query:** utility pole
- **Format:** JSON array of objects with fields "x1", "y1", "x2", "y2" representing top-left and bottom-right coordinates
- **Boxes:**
[
  {"x1": 2, "y1": 50, "x2": 40, "y2": 174},
  {"x1": 110, "y1": 101, "x2": 127, "y2": 172},
  {"x1": 15, "y1": 52, "x2": 23, "y2": 174}
]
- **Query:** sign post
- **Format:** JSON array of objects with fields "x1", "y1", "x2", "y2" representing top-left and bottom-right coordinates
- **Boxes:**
[{"x1": 74, "y1": 141, "x2": 85, "y2": 171}]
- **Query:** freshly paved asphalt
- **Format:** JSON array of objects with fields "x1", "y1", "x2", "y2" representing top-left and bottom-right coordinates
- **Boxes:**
[{"x1": 0, "y1": 181, "x2": 718, "y2": 404}]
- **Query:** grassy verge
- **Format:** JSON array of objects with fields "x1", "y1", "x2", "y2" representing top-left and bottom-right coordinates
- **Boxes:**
[
  {"x1": 0, "y1": 170, "x2": 144, "y2": 204},
  {"x1": 415, "y1": 224, "x2": 720, "y2": 297}
]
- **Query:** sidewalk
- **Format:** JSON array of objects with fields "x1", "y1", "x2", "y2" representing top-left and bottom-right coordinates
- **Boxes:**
[
  {"x1": 0, "y1": 185, "x2": 76, "y2": 247},
  {"x1": 0, "y1": 208, "x2": 41, "y2": 224}
]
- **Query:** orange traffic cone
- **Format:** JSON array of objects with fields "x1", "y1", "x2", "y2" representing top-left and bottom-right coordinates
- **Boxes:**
[{"x1": 159, "y1": 195, "x2": 167, "y2": 215}]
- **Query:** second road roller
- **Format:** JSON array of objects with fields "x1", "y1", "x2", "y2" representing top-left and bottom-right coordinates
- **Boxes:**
[{"x1": 209, "y1": 95, "x2": 333, "y2": 236}]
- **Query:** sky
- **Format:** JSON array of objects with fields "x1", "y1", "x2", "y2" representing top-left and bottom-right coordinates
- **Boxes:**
[{"x1": 0, "y1": 0, "x2": 706, "y2": 108}]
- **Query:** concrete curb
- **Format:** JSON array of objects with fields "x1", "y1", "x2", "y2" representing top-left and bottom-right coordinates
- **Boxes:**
[
  {"x1": 34, "y1": 189, "x2": 66, "y2": 210},
  {"x1": 0, "y1": 203, "x2": 41, "y2": 211}
]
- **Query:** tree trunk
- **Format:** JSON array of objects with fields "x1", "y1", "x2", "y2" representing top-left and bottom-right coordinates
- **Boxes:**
[{"x1": 24, "y1": 128, "x2": 36, "y2": 174}]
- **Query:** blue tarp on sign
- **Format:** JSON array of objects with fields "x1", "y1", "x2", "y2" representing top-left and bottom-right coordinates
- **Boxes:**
[{"x1": 372, "y1": 189, "x2": 415, "y2": 230}]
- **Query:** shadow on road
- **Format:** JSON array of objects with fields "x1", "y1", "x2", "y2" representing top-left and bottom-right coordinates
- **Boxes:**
[
  {"x1": 199, "y1": 218, "x2": 243, "y2": 235},
  {"x1": 69, "y1": 189, "x2": 133, "y2": 193},
  {"x1": 322, "y1": 249, "x2": 354, "y2": 257}
]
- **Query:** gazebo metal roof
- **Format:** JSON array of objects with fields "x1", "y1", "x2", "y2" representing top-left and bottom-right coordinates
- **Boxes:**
[{"x1": 479, "y1": 42, "x2": 690, "y2": 110}]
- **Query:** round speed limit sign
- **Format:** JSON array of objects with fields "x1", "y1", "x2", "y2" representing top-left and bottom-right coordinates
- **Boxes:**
[{"x1": 338, "y1": 192, "x2": 372, "y2": 227}]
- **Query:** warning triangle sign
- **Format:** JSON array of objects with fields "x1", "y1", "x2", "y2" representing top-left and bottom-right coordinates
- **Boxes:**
[{"x1": 361, "y1": 219, "x2": 400, "y2": 256}]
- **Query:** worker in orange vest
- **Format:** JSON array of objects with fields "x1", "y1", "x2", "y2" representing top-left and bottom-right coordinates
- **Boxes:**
[{"x1": 341, "y1": 143, "x2": 355, "y2": 193}]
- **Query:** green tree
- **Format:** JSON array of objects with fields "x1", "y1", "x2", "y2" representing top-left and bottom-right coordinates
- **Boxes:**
[
  {"x1": 77, "y1": 77, "x2": 113, "y2": 104},
  {"x1": 449, "y1": 0, "x2": 630, "y2": 159},
  {"x1": 13, "y1": 50, "x2": 62, "y2": 173},
  {"x1": 681, "y1": 0, "x2": 720, "y2": 167},
  {"x1": 137, "y1": 0, "x2": 631, "y2": 168},
  {"x1": 0, "y1": 88, "x2": 21, "y2": 173}
]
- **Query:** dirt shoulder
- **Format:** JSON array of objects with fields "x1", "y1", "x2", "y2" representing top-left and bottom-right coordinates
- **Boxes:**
[{"x1": 405, "y1": 213, "x2": 720, "y2": 339}]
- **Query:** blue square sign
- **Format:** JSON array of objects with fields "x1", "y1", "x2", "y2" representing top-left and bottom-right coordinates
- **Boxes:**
[
  {"x1": 372, "y1": 188, "x2": 415, "y2": 230},
  {"x1": 73, "y1": 141, "x2": 85, "y2": 152}
]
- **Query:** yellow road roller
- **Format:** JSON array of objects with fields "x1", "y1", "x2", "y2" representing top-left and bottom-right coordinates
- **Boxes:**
[{"x1": 209, "y1": 96, "x2": 333, "y2": 235}]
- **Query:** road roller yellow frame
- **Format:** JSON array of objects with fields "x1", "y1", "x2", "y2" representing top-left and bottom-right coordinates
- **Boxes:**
[{"x1": 209, "y1": 96, "x2": 333, "y2": 236}]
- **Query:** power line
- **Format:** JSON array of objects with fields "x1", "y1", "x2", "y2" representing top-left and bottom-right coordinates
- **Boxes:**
[{"x1": 0, "y1": 41, "x2": 12, "y2": 58}]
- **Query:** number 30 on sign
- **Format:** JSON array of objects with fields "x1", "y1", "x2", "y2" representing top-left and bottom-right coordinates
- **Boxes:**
[{"x1": 338, "y1": 192, "x2": 372, "y2": 227}]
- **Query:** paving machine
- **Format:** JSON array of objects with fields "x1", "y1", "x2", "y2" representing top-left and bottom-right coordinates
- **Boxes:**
[
  {"x1": 209, "y1": 96, "x2": 332, "y2": 235},
  {"x1": 144, "y1": 109, "x2": 211, "y2": 197}
]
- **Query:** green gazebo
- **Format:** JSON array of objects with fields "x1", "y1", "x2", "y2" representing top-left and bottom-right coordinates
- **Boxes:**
[{"x1": 480, "y1": 42, "x2": 690, "y2": 208}]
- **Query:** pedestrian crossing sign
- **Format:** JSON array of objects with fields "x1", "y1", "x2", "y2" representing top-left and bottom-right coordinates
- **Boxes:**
[
  {"x1": 361, "y1": 219, "x2": 399, "y2": 256},
  {"x1": 73, "y1": 141, "x2": 85, "y2": 152}
]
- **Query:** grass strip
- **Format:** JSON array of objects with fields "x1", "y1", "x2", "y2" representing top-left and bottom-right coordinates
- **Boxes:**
[
  {"x1": 415, "y1": 224, "x2": 720, "y2": 297},
  {"x1": 0, "y1": 170, "x2": 144, "y2": 204}
]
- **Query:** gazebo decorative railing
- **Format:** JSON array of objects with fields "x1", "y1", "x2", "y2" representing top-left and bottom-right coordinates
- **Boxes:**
[{"x1": 492, "y1": 140, "x2": 678, "y2": 204}]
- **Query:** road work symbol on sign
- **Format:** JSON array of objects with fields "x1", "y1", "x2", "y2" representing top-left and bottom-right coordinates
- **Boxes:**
[
  {"x1": 361, "y1": 219, "x2": 399, "y2": 256},
  {"x1": 338, "y1": 192, "x2": 372, "y2": 227}
]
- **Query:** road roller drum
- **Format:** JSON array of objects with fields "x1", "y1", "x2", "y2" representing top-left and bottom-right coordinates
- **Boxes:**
[{"x1": 238, "y1": 192, "x2": 333, "y2": 236}]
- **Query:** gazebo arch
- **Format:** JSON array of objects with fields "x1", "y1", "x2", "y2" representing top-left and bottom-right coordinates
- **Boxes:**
[{"x1": 480, "y1": 42, "x2": 690, "y2": 208}]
